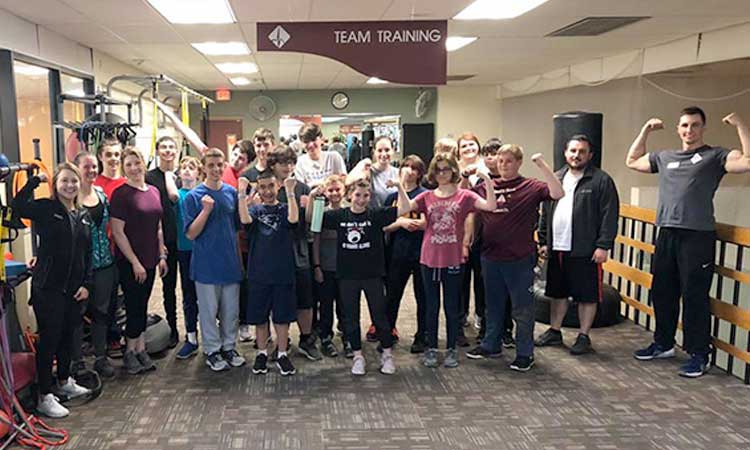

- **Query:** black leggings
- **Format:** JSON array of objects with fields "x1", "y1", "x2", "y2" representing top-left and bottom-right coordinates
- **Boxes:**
[
  {"x1": 33, "y1": 288, "x2": 82, "y2": 394},
  {"x1": 118, "y1": 260, "x2": 156, "y2": 339},
  {"x1": 339, "y1": 278, "x2": 393, "y2": 351},
  {"x1": 71, "y1": 264, "x2": 117, "y2": 362}
]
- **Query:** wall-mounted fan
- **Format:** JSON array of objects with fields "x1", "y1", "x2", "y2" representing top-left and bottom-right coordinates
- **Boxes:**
[
  {"x1": 249, "y1": 95, "x2": 277, "y2": 121},
  {"x1": 415, "y1": 89, "x2": 434, "y2": 118}
]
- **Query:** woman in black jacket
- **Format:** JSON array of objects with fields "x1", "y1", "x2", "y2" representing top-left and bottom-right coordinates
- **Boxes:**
[{"x1": 13, "y1": 162, "x2": 94, "y2": 418}]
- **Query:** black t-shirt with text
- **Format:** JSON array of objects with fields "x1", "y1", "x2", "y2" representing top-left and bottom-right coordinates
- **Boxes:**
[{"x1": 322, "y1": 206, "x2": 398, "y2": 280}]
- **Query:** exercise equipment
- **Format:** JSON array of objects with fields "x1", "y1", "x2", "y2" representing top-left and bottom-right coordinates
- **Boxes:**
[
  {"x1": 144, "y1": 314, "x2": 171, "y2": 355},
  {"x1": 552, "y1": 111, "x2": 603, "y2": 171}
]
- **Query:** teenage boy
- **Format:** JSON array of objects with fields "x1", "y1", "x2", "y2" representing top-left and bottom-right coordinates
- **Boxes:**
[
  {"x1": 627, "y1": 108, "x2": 750, "y2": 378},
  {"x1": 466, "y1": 145, "x2": 563, "y2": 371},
  {"x1": 184, "y1": 148, "x2": 246, "y2": 372},
  {"x1": 294, "y1": 123, "x2": 347, "y2": 188},
  {"x1": 259, "y1": 146, "x2": 322, "y2": 360},
  {"x1": 222, "y1": 140, "x2": 255, "y2": 187},
  {"x1": 145, "y1": 136, "x2": 181, "y2": 347},
  {"x1": 95, "y1": 139, "x2": 127, "y2": 199},
  {"x1": 238, "y1": 172, "x2": 299, "y2": 376},
  {"x1": 241, "y1": 128, "x2": 275, "y2": 185}
]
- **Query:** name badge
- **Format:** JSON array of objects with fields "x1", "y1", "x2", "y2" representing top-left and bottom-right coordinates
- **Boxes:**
[
  {"x1": 667, "y1": 161, "x2": 680, "y2": 169},
  {"x1": 691, "y1": 153, "x2": 702, "y2": 164}
]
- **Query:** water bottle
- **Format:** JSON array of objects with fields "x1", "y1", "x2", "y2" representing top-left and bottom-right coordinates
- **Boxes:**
[{"x1": 310, "y1": 196, "x2": 325, "y2": 232}]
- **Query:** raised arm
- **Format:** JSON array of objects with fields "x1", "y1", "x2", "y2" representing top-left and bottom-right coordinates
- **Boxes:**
[
  {"x1": 186, "y1": 195, "x2": 214, "y2": 239},
  {"x1": 472, "y1": 172, "x2": 497, "y2": 212},
  {"x1": 284, "y1": 178, "x2": 299, "y2": 224},
  {"x1": 626, "y1": 118, "x2": 663, "y2": 173},
  {"x1": 531, "y1": 153, "x2": 564, "y2": 200},
  {"x1": 237, "y1": 178, "x2": 253, "y2": 225},
  {"x1": 153, "y1": 99, "x2": 208, "y2": 155},
  {"x1": 723, "y1": 113, "x2": 750, "y2": 174},
  {"x1": 12, "y1": 174, "x2": 48, "y2": 221},
  {"x1": 393, "y1": 179, "x2": 415, "y2": 217}
]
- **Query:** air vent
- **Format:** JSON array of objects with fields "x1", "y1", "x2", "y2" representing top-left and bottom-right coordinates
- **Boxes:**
[
  {"x1": 447, "y1": 74, "x2": 476, "y2": 82},
  {"x1": 547, "y1": 16, "x2": 649, "y2": 37}
]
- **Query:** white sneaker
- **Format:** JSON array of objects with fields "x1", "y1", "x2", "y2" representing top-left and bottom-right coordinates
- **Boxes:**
[
  {"x1": 351, "y1": 355, "x2": 366, "y2": 376},
  {"x1": 56, "y1": 377, "x2": 91, "y2": 399},
  {"x1": 37, "y1": 393, "x2": 69, "y2": 418},
  {"x1": 239, "y1": 325, "x2": 255, "y2": 343},
  {"x1": 380, "y1": 353, "x2": 396, "y2": 375}
]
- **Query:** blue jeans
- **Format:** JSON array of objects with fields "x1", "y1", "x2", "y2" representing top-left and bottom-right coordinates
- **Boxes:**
[
  {"x1": 177, "y1": 250, "x2": 198, "y2": 334},
  {"x1": 421, "y1": 265, "x2": 464, "y2": 350},
  {"x1": 481, "y1": 255, "x2": 536, "y2": 357}
]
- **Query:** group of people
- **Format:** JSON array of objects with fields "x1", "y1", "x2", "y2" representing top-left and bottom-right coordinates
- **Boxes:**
[{"x1": 17, "y1": 104, "x2": 749, "y2": 419}]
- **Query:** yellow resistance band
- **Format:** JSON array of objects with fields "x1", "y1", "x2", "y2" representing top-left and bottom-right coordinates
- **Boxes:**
[
  {"x1": 150, "y1": 83, "x2": 159, "y2": 162},
  {"x1": 181, "y1": 91, "x2": 189, "y2": 126}
]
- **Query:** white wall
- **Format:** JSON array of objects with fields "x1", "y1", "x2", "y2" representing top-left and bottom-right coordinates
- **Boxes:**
[{"x1": 436, "y1": 85, "x2": 503, "y2": 142}]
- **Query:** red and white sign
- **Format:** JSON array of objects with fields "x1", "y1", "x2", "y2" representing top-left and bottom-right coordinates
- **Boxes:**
[
  {"x1": 257, "y1": 21, "x2": 447, "y2": 85},
  {"x1": 216, "y1": 89, "x2": 231, "y2": 101}
]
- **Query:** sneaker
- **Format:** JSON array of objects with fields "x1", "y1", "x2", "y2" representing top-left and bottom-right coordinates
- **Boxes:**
[
  {"x1": 444, "y1": 349, "x2": 459, "y2": 368},
  {"x1": 678, "y1": 353, "x2": 711, "y2": 378},
  {"x1": 56, "y1": 377, "x2": 91, "y2": 399},
  {"x1": 456, "y1": 334, "x2": 470, "y2": 348},
  {"x1": 423, "y1": 348, "x2": 439, "y2": 368},
  {"x1": 222, "y1": 349, "x2": 246, "y2": 367},
  {"x1": 366, "y1": 324, "x2": 378, "y2": 342},
  {"x1": 321, "y1": 338, "x2": 339, "y2": 358},
  {"x1": 108, "y1": 340, "x2": 124, "y2": 358},
  {"x1": 534, "y1": 328, "x2": 563, "y2": 347},
  {"x1": 510, "y1": 355, "x2": 535, "y2": 372},
  {"x1": 343, "y1": 341, "x2": 354, "y2": 359},
  {"x1": 239, "y1": 325, "x2": 255, "y2": 343},
  {"x1": 136, "y1": 351, "x2": 156, "y2": 371},
  {"x1": 298, "y1": 336, "x2": 323, "y2": 361},
  {"x1": 93, "y1": 357, "x2": 116, "y2": 379},
  {"x1": 176, "y1": 341, "x2": 199, "y2": 360},
  {"x1": 391, "y1": 328, "x2": 400, "y2": 342},
  {"x1": 380, "y1": 353, "x2": 396, "y2": 375},
  {"x1": 570, "y1": 334, "x2": 594, "y2": 355},
  {"x1": 206, "y1": 352, "x2": 230, "y2": 372},
  {"x1": 276, "y1": 354, "x2": 296, "y2": 376},
  {"x1": 351, "y1": 354, "x2": 366, "y2": 375},
  {"x1": 466, "y1": 345, "x2": 502, "y2": 360},
  {"x1": 168, "y1": 331, "x2": 179, "y2": 349},
  {"x1": 123, "y1": 351, "x2": 144, "y2": 375},
  {"x1": 502, "y1": 334, "x2": 516, "y2": 349},
  {"x1": 252, "y1": 353, "x2": 268, "y2": 375},
  {"x1": 410, "y1": 337, "x2": 426, "y2": 354},
  {"x1": 633, "y1": 342, "x2": 676, "y2": 361},
  {"x1": 37, "y1": 393, "x2": 69, "y2": 418}
]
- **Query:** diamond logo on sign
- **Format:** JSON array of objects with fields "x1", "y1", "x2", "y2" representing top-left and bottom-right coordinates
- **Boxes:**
[{"x1": 269, "y1": 26, "x2": 291, "y2": 49}]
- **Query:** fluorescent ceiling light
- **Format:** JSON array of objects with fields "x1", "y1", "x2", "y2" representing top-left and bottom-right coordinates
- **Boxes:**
[
  {"x1": 13, "y1": 63, "x2": 49, "y2": 76},
  {"x1": 446, "y1": 36, "x2": 478, "y2": 52},
  {"x1": 191, "y1": 42, "x2": 250, "y2": 56},
  {"x1": 147, "y1": 0, "x2": 236, "y2": 24},
  {"x1": 230, "y1": 77, "x2": 252, "y2": 86},
  {"x1": 215, "y1": 62, "x2": 258, "y2": 74},
  {"x1": 454, "y1": 0, "x2": 549, "y2": 20},
  {"x1": 322, "y1": 117, "x2": 346, "y2": 123},
  {"x1": 366, "y1": 77, "x2": 389, "y2": 85}
]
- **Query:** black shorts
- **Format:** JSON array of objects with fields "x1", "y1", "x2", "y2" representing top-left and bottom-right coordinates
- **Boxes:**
[
  {"x1": 295, "y1": 267, "x2": 314, "y2": 309},
  {"x1": 246, "y1": 283, "x2": 297, "y2": 325},
  {"x1": 545, "y1": 251, "x2": 602, "y2": 303}
]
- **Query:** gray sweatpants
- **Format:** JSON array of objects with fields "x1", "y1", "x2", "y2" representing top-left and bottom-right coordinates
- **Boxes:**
[{"x1": 195, "y1": 282, "x2": 240, "y2": 355}]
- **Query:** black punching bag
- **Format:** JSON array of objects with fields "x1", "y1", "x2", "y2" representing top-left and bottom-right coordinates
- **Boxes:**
[
  {"x1": 553, "y1": 112, "x2": 603, "y2": 171},
  {"x1": 361, "y1": 129, "x2": 375, "y2": 158}
]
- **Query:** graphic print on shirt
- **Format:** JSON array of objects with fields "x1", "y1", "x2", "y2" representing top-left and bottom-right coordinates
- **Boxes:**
[
  {"x1": 257, "y1": 211, "x2": 281, "y2": 235},
  {"x1": 341, "y1": 220, "x2": 372, "y2": 250},
  {"x1": 428, "y1": 200, "x2": 461, "y2": 245}
]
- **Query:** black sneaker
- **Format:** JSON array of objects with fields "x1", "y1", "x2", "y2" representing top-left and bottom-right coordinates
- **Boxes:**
[
  {"x1": 252, "y1": 353, "x2": 268, "y2": 374},
  {"x1": 93, "y1": 357, "x2": 116, "y2": 379},
  {"x1": 320, "y1": 338, "x2": 339, "y2": 358},
  {"x1": 466, "y1": 345, "x2": 502, "y2": 360},
  {"x1": 410, "y1": 337, "x2": 426, "y2": 354},
  {"x1": 534, "y1": 328, "x2": 563, "y2": 347},
  {"x1": 298, "y1": 336, "x2": 323, "y2": 361},
  {"x1": 570, "y1": 334, "x2": 594, "y2": 355},
  {"x1": 510, "y1": 355, "x2": 535, "y2": 372},
  {"x1": 168, "y1": 330, "x2": 179, "y2": 349},
  {"x1": 456, "y1": 334, "x2": 470, "y2": 348},
  {"x1": 343, "y1": 341, "x2": 354, "y2": 359},
  {"x1": 502, "y1": 334, "x2": 516, "y2": 349},
  {"x1": 276, "y1": 354, "x2": 296, "y2": 376}
]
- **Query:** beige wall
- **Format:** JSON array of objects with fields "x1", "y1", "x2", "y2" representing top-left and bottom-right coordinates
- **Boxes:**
[
  {"x1": 436, "y1": 85, "x2": 503, "y2": 142},
  {"x1": 501, "y1": 71, "x2": 750, "y2": 227}
]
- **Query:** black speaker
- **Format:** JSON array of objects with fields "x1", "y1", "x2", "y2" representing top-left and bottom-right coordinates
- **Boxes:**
[
  {"x1": 402, "y1": 123, "x2": 435, "y2": 165},
  {"x1": 553, "y1": 112, "x2": 602, "y2": 171},
  {"x1": 361, "y1": 129, "x2": 375, "y2": 159}
]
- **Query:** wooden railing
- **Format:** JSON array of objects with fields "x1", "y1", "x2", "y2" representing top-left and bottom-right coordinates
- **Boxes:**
[{"x1": 604, "y1": 204, "x2": 750, "y2": 383}]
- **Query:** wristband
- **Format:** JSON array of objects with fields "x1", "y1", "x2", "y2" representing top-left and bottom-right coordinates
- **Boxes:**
[
  {"x1": 313, "y1": 264, "x2": 321, "y2": 268},
  {"x1": 159, "y1": 254, "x2": 168, "y2": 261}
]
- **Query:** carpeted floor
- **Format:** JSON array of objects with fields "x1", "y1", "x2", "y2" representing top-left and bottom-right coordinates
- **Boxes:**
[{"x1": 38, "y1": 278, "x2": 750, "y2": 450}]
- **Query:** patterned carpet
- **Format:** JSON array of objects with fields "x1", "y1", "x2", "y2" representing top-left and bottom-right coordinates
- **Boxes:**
[{"x1": 39, "y1": 279, "x2": 750, "y2": 450}]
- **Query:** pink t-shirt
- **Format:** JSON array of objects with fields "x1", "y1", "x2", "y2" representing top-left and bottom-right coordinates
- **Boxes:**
[{"x1": 414, "y1": 189, "x2": 481, "y2": 268}]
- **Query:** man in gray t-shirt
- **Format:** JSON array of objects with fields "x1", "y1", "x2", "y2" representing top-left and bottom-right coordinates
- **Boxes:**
[{"x1": 626, "y1": 107, "x2": 750, "y2": 378}]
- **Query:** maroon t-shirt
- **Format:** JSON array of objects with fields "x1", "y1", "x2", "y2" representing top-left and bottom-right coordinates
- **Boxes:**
[
  {"x1": 109, "y1": 184, "x2": 163, "y2": 269},
  {"x1": 474, "y1": 176, "x2": 551, "y2": 262}
]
